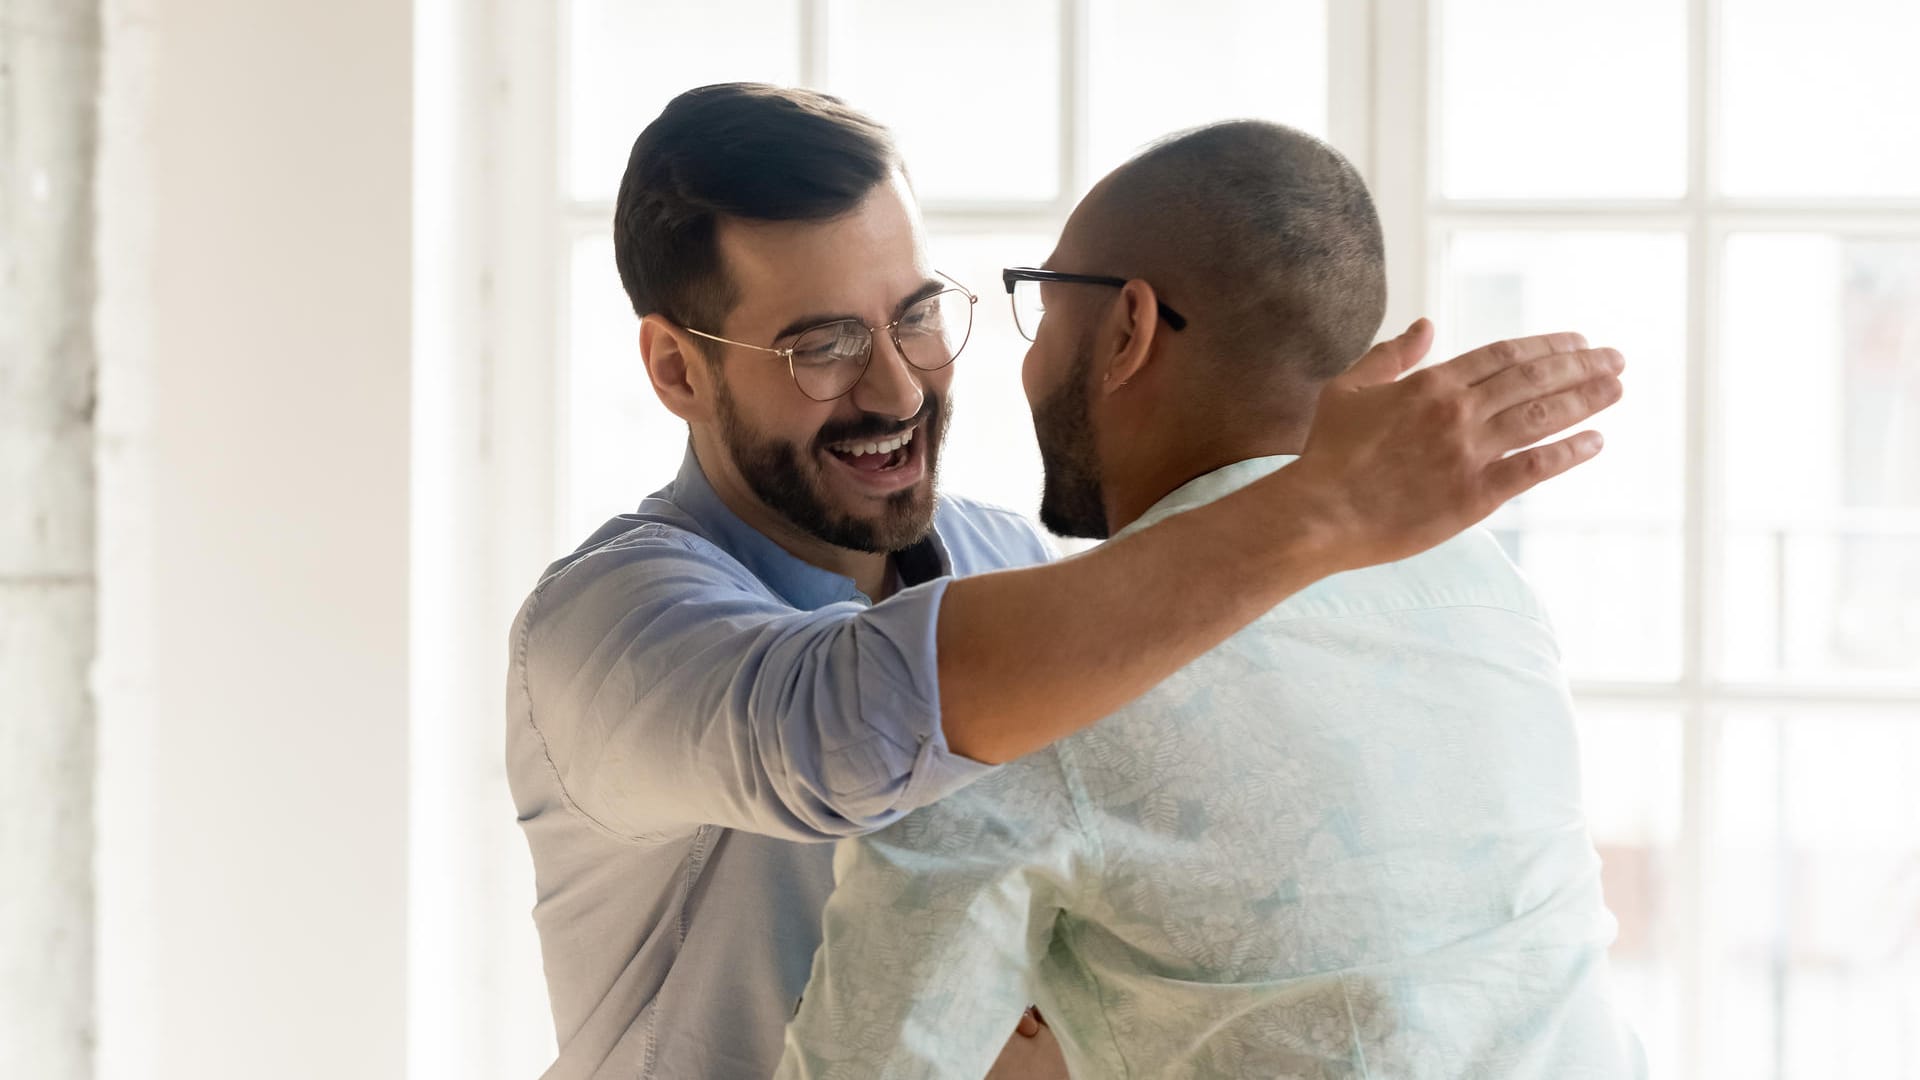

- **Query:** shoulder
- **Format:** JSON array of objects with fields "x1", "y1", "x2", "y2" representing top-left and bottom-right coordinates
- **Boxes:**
[
  {"x1": 933, "y1": 493, "x2": 1056, "y2": 573},
  {"x1": 1272, "y1": 526, "x2": 1551, "y2": 624},
  {"x1": 515, "y1": 515, "x2": 771, "y2": 645}
]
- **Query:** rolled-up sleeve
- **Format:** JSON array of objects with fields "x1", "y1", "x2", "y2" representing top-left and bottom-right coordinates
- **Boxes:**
[{"x1": 515, "y1": 530, "x2": 994, "y2": 843}]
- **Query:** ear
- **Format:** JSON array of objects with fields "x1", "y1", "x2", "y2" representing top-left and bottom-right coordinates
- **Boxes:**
[
  {"x1": 1097, "y1": 278, "x2": 1162, "y2": 396},
  {"x1": 640, "y1": 314, "x2": 713, "y2": 423}
]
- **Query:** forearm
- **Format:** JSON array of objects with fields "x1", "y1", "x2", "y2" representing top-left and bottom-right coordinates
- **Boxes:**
[
  {"x1": 937, "y1": 325, "x2": 1626, "y2": 764},
  {"x1": 937, "y1": 465, "x2": 1345, "y2": 763}
]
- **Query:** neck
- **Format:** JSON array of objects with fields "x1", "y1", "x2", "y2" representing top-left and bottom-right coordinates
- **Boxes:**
[
  {"x1": 1105, "y1": 428, "x2": 1306, "y2": 535},
  {"x1": 693, "y1": 442, "x2": 894, "y2": 599}
]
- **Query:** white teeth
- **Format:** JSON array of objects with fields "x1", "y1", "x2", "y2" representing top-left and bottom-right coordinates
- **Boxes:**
[{"x1": 832, "y1": 426, "x2": 916, "y2": 457}]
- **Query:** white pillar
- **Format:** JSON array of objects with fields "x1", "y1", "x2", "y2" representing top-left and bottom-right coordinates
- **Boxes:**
[{"x1": 1, "y1": 2, "x2": 102, "y2": 1077}]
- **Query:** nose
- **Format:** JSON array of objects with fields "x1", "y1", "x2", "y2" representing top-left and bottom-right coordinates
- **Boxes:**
[{"x1": 847, "y1": 331, "x2": 925, "y2": 422}]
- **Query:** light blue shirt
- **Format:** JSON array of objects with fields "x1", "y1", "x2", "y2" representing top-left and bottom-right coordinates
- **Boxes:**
[
  {"x1": 779, "y1": 456, "x2": 1646, "y2": 1080},
  {"x1": 506, "y1": 449, "x2": 1053, "y2": 1079}
]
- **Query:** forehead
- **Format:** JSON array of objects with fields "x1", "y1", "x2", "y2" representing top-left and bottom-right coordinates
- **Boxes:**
[{"x1": 715, "y1": 174, "x2": 932, "y2": 331}]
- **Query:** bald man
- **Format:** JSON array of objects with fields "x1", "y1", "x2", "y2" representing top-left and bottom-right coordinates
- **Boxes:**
[{"x1": 776, "y1": 121, "x2": 1646, "y2": 1079}]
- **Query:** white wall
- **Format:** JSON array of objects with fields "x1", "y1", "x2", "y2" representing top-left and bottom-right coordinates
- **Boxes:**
[{"x1": 98, "y1": 1, "x2": 414, "y2": 1076}]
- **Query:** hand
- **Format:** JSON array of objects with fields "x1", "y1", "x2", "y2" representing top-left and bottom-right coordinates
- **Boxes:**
[
  {"x1": 1288, "y1": 318, "x2": 1623, "y2": 570},
  {"x1": 985, "y1": 1008, "x2": 1067, "y2": 1080}
]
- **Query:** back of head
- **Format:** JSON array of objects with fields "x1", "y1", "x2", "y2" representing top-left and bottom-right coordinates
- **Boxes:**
[
  {"x1": 1081, "y1": 120, "x2": 1386, "y2": 387},
  {"x1": 613, "y1": 82, "x2": 901, "y2": 332}
]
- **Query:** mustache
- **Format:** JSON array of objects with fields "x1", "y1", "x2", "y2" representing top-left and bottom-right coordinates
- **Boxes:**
[{"x1": 812, "y1": 397, "x2": 941, "y2": 449}]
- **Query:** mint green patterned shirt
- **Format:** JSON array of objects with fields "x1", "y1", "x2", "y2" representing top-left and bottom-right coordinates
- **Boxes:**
[{"x1": 776, "y1": 456, "x2": 1646, "y2": 1080}]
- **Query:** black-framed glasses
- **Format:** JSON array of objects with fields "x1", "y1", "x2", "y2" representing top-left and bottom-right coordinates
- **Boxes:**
[
  {"x1": 1002, "y1": 266, "x2": 1188, "y2": 343},
  {"x1": 680, "y1": 270, "x2": 978, "y2": 402}
]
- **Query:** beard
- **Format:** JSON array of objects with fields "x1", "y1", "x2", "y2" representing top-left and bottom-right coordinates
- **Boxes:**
[
  {"x1": 1032, "y1": 332, "x2": 1109, "y2": 540},
  {"x1": 711, "y1": 376, "x2": 947, "y2": 554}
]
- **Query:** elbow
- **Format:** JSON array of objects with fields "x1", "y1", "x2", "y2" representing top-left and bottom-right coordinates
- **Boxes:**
[
  {"x1": 773, "y1": 798, "x2": 903, "y2": 843},
  {"x1": 942, "y1": 719, "x2": 1011, "y2": 767},
  {"x1": 789, "y1": 772, "x2": 911, "y2": 840},
  {"x1": 763, "y1": 744, "x2": 915, "y2": 841},
  {"x1": 940, "y1": 704, "x2": 1025, "y2": 766}
]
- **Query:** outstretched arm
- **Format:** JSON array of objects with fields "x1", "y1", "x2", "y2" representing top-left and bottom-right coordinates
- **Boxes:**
[
  {"x1": 522, "y1": 324, "x2": 1622, "y2": 840},
  {"x1": 937, "y1": 323, "x2": 1622, "y2": 763}
]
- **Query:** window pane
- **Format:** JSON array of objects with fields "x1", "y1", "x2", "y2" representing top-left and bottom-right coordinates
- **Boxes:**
[
  {"x1": 924, "y1": 231, "x2": 1054, "y2": 522},
  {"x1": 1575, "y1": 704, "x2": 1685, "y2": 1079},
  {"x1": 1720, "y1": 235, "x2": 1920, "y2": 683},
  {"x1": 1438, "y1": 231, "x2": 1688, "y2": 680},
  {"x1": 566, "y1": 0, "x2": 801, "y2": 203},
  {"x1": 1436, "y1": 0, "x2": 1686, "y2": 199},
  {"x1": 1721, "y1": 0, "x2": 1920, "y2": 198},
  {"x1": 1711, "y1": 709, "x2": 1920, "y2": 1080},
  {"x1": 1086, "y1": 0, "x2": 1326, "y2": 186},
  {"x1": 564, "y1": 233, "x2": 686, "y2": 541},
  {"x1": 827, "y1": 1, "x2": 1061, "y2": 203}
]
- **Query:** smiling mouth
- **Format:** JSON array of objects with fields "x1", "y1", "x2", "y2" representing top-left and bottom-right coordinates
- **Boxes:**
[{"x1": 822, "y1": 423, "x2": 917, "y2": 474}]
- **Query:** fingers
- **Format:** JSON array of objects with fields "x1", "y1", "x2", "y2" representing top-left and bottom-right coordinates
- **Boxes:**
[
  {"x1": 1442, "y1": 331, "x2": 1591, "y2": 386},
  {"x1": 1393, "y1": 318, "x2": 1435, "y2": 374},
  {"x1": 1471, "y1": 346, "x2": 1624, "y2": 422},
  {"x1": 1339, "y1": 318, "x2": 1436, "y2": 387},
  {"x1": 1484, "y1": 430, "x2": 1606, "y2": 503},
  {"x1": 1484, "y1": 372, "x2": 1623, "y2": 450},
  {"x1": 1014, "y1": 1007, "x2": 1042, "y2": 1038}
]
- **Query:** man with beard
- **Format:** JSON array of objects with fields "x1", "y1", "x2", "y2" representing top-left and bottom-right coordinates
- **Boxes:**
[
  {"x1": 508, "y1": 86, "x2": 1625, "y2": 1080},
  {"x1": 776, "y1": 121, "x2": 1644, "y2": 1078}
]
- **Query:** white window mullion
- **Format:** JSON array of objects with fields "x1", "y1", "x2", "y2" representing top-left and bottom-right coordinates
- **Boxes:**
[
  {"x1": 500, "y1": 0, "x2": 564, "y2": 572},
  {"x1": 1712, "y1": 208, "x2": 1920, "y2": 235},
  {"x1": 800, "y1": 0, "x2": 830, "y2": 88},
  {"x1": 1325, "y1": 0, "x2": 1375, "y2": 181},
  {"x1": 1371, "y1": 0, "x2": 1431, "y2": 340},
  {"x1": 1429, "y1": 210, "x2": 1695, "y2": 233},
  {"x1": 1058, "y1": 0, "x2": 1090, "y2": 215},
  {"x1": 1677, "y1": 0, "x2": 1724, "y2": 1073}
]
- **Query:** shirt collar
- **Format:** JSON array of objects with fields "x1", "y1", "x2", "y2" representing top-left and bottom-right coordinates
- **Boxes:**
[
  {"x1": 664, "y1": 446, "x2": 952, "y2": 610},
  {"x1": 1113, "y1": 454, "x2": 1301, "y2": 541}
]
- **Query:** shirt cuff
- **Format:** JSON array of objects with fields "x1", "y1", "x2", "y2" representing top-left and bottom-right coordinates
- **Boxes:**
[{"x1": 855, "y1": 576, "x2": 998, "y2": 814}]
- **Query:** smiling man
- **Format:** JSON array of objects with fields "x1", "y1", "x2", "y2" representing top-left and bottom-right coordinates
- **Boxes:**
[
  {"x1": 778, "y1": 119, "x2": 1644, "y2": 1080},
  {"x1": 506, "y1": 84, "x2": 1624, "y2": 1080}
]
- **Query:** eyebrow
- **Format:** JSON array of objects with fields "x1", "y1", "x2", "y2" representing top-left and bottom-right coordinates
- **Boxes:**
[{"x1": 770, "y1": 278, "x2": 946, "y2": 343}]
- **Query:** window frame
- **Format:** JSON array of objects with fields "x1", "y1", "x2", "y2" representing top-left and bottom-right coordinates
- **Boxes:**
[{"x1": 1373, "y1": 1, "x2": 1920, "y2": 1075}]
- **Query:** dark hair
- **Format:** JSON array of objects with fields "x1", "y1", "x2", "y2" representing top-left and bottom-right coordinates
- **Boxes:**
[
  {"x1": 1091, "y1": 120, "x2": 1386, "y2": 382},
  {"x1": 611, "y1": 83, "x2": 901, "y2": 334}
]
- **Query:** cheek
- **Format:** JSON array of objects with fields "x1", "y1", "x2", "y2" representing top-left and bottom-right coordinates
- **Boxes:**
[
  {"x1": 1021, "y1": 341, "x2": 1044, "y2": 406},
  {"x1": 722, "y1": 363, "x2": 831, "y2": 443},
  {"x1": 922, "y1": 363, "x2": 958, "y2": 406}
]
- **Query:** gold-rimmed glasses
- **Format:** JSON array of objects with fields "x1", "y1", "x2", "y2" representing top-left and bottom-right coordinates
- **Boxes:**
[{"x1": 680, "y1": 270, "x2": 978, "y2": 402}]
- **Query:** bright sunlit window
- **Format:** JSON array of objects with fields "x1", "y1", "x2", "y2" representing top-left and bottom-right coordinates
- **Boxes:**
[
  {"x1": 494, "y1": 3, "x2": 1920, "y2": 1078},
  {"x1": 1422, "y1": 2, "x2": 1920, "y2": 1077}
]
